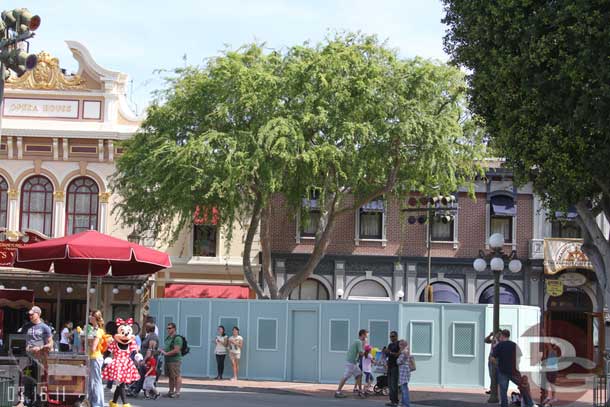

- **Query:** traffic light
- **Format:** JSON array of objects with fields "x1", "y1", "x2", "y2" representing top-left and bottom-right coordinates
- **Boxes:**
[
  {"x1": 0, "y1": 48, "x2": 37, "y2": 76},
  {"x1": 1, "y1": 8, "x2": 41, "y2": 34}
]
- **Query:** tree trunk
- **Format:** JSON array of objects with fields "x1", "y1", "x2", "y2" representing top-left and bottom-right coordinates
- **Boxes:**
[
  {"x1": 242, "y1": 197, "x2": 267, "y2": 299},
  {"x1": 277, "y1": 193, "x2": 340, "y2": 299},
  {"x1": 260, "y1": 202, "x2": 279, "y2": 299}
]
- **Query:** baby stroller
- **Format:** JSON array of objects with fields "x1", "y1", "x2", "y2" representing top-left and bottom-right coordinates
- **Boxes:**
[{"x1": 373, "y1": 350, "x2": 389, "y2": 396}]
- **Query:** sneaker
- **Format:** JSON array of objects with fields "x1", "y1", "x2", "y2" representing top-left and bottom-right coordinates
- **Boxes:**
[
  {"x1": 334, "y1": 392, "x2": 347, "y2": 398},
  {"x1": 153, "y1": 393, "x2": 161, "y2": 400},
  {"x1": 386, "y1": 403, "x2": 398, "y2": 406},
  {"x1": 162, "y1": 392, "x2": 174, "y2": 398},
  {"x1": 168, "y1": 393, "x2": 180, "y2": 399}
]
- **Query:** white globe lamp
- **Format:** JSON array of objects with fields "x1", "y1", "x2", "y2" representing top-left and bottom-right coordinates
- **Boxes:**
[
  {"x1": 66, "y1": 286, "x2": 73, "y2": 294},
  {"x1": 89, "y1": 287, "x2": 96, "y2": 294},
  {"x1": 21, "y1": 286, "x2": 27, "y2": 290},
  {"x1": 112, "y1": 287, "x2": 119, "y2": 295},
  {"x1": 43, "y1": 286, "x2": 51, "y2": 293},
  {"x1": 336, "y1": 288, "x2": 344, "y2": 299},
  {"x1": 397, "y1": 290, "x2": 404, "y2": 300},
  {"x1": 473, "y1": 258, "x2": 487, "y2": 272},
  {"x1": 135, "y1": 288, "x2": 143, "y2": 295},
  {"x1": 508, "y1": 259, "x2": 522, "y2": 273},
  {"x1": 490, "y1": 257, "x2": 504, "y2": 271},
  {"x1": 0, "y1": 285, "x2": 4, "y2": 289},
  {"x1": 489, "y1": 233, "x2": 505, "y2": 249}
]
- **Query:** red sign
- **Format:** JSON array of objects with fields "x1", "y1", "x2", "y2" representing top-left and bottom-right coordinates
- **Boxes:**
[{"x1": 0, "y1": 229, "x2": 48, "y2": 266}]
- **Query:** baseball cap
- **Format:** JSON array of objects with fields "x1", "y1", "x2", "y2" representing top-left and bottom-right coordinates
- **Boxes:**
[
  {"x1": 29, "y1": 306, "x2": 42, "y2": 315},
  {"x1": 364, "y1": 345, "x2": 372, "y2": 352}
]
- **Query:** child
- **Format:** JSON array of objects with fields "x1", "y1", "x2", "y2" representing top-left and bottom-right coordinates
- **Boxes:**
[
  {"x1": 397, "y1": 340, "x2": 414, "y2": 407},
  {"x1": 143, "y1": 354, "x2": 160, "y2": 399},
  {"x1": 362, "y1": 345, "x2": 374, "y2": 394}
]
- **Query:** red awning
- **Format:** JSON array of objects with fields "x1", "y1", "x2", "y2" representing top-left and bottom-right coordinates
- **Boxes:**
[{"x1": 164, "y1": 284, "x2": 249, "y2": 299}]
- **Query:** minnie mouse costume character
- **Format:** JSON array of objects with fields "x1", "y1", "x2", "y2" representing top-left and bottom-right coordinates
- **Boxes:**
[{"x1": 102, "y1": 318, "x2": 140, "y2": 407}]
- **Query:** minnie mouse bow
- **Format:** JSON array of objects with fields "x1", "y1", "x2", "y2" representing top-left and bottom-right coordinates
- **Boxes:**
[{"x1": 115, "y1": 317, "x2": 134, "y2": 326}]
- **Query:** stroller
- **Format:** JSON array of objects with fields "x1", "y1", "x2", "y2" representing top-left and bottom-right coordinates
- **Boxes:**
[{"x1": 373, "y1": 350, "x2": 389, "y2": 396}]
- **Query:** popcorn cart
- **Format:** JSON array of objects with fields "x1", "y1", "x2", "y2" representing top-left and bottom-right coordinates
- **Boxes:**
[{"x1": 46, "y1": 353, "x2": 87, "y2": 406}]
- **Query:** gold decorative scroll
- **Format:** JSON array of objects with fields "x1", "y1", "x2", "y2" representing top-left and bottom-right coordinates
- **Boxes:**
[
  {"x1": 6, "y1": 51, "x2": 86, "y2": 90},
  {"x1": 543, "y1": 238, "x2": 593, "y2": 275}
]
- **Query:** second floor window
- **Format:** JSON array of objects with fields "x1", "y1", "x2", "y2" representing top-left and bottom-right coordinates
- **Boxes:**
[
  {"x1": 430, "y1": 217, "x2": 454, "y2": 241},
  {"x1": 20, "y1": 175, "x2": 53, "y2": 236},
  {"x1": 0, "y1": 176, "x2": 7, "y2": 228},
  {"x1": 193, "y1": 224, "x2": 217, "y2": 256},
  {"x1": 359, "y1": 199, "x2": 384, "y2": 240},
  {"x1": 490, "y1": 195, "x2": 515, "y2": 243},
  {"x1": 66, "y1": 177, "x2": 99, "y2": 235},
  {"x1": 552, "y1": 221, "x2": 581, "y2": 238},
  {"x1": 301, "y1": 209, "x2": 320, "y2": 237}
]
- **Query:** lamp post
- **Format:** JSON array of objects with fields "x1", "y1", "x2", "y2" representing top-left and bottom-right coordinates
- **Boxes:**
[{"x1": 473, "y1": 232, "x2": 522, "y2": 403}]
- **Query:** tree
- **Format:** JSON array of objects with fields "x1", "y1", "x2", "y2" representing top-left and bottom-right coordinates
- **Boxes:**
[
  {"x1": 442, "y1": 2, "x2": 610, "y2": 296},
  {"x1": 112, "y1": 33, "x2": 482, "y2": 299}
]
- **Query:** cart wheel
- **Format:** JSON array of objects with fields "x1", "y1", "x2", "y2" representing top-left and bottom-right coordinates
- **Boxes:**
[
  {"x1": 73, "y1": 396, "x2": 91, "y2": 407},
  {"x1": 373, "y1": 385, "x2": 381, "y2": 394},
  {"x1": 382, "y1": 387, "x2": 389, "y2": 396}
]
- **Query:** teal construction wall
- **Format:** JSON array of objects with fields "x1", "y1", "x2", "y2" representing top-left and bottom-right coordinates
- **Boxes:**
[{"x1": 150, "y1": 299, "x2": 540, "y2": 388}]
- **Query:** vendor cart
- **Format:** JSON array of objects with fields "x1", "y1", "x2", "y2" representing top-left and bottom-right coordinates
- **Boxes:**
[{"x1": 46, "y1": 353, "x2": 87, "y2": 407}]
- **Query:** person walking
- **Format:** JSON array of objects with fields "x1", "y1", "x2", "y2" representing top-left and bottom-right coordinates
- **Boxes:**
[
  {"x1": 334, "y1": 328, "x2": 368, "y2": 399},
  {"x1": 214, "y1": 325, "x2": 228, "y2": 380},
  {"x1": 161, "y1": 322, "x2": 183, "y2": 398},
  {"x1": 396, "y1": 340, "x2": 414, "y2": 407},
  {"x1": 384, "y1": 330, "x2": 400, "y2": 406},
  {"x1": 484, "y1": 331, "x2": 500, "y2": 394},
  {"x1": 491, "y1": 329, "x2": 533, "y2": 407},
  {"x1": 228, "y1": 326, "x2": 243, "y2": 381},
  {"x1": 59, "y1": 321, "x2": 73, "y2": 352},
  {"x1": 88, "y1": 310, "x2": 105, "y2": 407},
  {"x1": 25, "y1": 306, "x2": 53, "y2": 405},
  {"x1": 143, "y1": 353, "x2": 160, "y2": 399},
  {"x1": 128, "y1": 322, "x2": 159, "y2": 397},
  {"x1": 542, "y1": 342, "x2": 559, "y2": 405}
]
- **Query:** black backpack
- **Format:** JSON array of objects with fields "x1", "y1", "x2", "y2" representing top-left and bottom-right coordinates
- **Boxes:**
[{"x1": 172, "y1": 334, "x2": 190, "y2": 356}]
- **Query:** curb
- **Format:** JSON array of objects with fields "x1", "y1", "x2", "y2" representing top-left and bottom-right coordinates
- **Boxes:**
[{"x1": 157, "y1": 382, "x2": 312, "y2": 397}]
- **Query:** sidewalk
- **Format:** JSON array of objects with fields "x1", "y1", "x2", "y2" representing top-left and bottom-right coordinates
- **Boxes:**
[{"x1": 158, "y1": 377, "x2": 595, "y2": 406}]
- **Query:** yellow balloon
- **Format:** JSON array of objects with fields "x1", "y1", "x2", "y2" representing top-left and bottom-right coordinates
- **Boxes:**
[{"x1": 371, "y1": 347, "x2": 378, "y2": 359}]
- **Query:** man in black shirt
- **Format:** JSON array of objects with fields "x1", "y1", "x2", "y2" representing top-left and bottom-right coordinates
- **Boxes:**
[
  {"x1": 384, "y1": 331, "x2": 400, "y2": 406},
  {"x1": 491, "y1": 330, "x2": 533, "y2": 407}
]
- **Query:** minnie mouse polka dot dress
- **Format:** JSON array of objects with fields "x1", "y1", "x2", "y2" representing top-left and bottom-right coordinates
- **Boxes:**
[{"x1": 102, "y1": 341, "x2": 140, "y2": 383}]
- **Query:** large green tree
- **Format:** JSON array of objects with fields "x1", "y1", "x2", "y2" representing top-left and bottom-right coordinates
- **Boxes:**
[
  {"x1": 112, "y1": 34, "x2": 482, "y2": 299},
  {"x1": 442, "y1": 2, "x2": 610, "y2": 295}
]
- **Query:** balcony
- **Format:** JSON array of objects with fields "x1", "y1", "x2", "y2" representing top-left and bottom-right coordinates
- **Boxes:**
[{"x1": 529, "y1": 239, "x2": 544, "y2": 260}]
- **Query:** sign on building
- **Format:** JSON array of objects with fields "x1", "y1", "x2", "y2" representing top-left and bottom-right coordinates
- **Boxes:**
[
  {"x1": 0, "y1": 230, "x2": 48, "y2": 266},
  {"x1": 546, "y1": 279, "x2": 564, "y2": 297},
  {"x1": 543, "y1": 239, "x2": 592, "y2": 275}
]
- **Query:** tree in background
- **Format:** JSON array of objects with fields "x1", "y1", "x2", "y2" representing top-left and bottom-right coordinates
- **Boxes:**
[
  {"x1": 112, "y1": 33, "x2": 482, "y2": 299},
  {"x1": 442, "y1": 2, "x2": 610, "y2": 295}
]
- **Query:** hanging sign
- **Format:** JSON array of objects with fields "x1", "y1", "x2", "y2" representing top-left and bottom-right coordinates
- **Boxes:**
[
  {"x1": 0, "y1": 229, "x2": 48, "y2": 267},
  {"x1": 544, "y1": 239, "x2": 592, "y2": 275},
  {"x1": 558, "y1": 272, "x2": 587, "y2": 287},
  {"x1": 546, "y1": 280, "x2": 564, "y2": 297}
]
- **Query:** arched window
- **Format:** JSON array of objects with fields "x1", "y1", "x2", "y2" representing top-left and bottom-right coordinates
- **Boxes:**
[
  {"x1": 479, "y1": 284, "x2": 520, "y2": 305},
  {"x1": 20, "y1": 176, "x2": 53, "y2": 236},
  {"x1": 66, "y1": 177, "x2": 99, "y2": 235},
  {"x1": 0, "y1": 176, "x2": 8, "y2": 228},
  {"x1": 348, "y1": 279, "x2": 390, "y2": 300},
  {"x1": 419, "y1": 282, "x2": 461, "y2": 303},
  {"x1": 289, "y1": 278, "x2": 330, "y2": 300}
]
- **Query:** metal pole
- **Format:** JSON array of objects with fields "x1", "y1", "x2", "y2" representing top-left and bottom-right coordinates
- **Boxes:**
[
  {"x1": 84, "y1": 261, "x2": 91, "y2": 400},
  {"x1": 488, "y1": 267, "x2": 501, "y2": 404},
  {"x1": 427, "y1": 220, "x2": 433, "y2": 302}
]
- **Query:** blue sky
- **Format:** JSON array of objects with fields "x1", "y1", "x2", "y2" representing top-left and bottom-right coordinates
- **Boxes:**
[{"x1": 4, "y1": 1, "x2": 448, "y2": 115}]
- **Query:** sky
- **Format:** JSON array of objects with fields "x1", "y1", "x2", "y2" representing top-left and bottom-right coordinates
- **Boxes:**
[{"x1": 3, "y1": 0, "x2": 449, "y2": 115}]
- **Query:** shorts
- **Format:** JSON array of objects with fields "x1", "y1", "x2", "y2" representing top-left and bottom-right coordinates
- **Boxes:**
[
  {"x1": 343, "y1": 362, "x2": 362, "y2": 380},
  {"x1": 143, "y1": 376, "x2": 156, "y2": 390},
  {"x1": 230, "y1": 352, "x2": 241, "y2": 361},
  {"x1": 165, "y1": 361, "x2": 181, "y2": 379},
  {"x1": 364, "y1": 372, "x2": 373, "y2": 383}
]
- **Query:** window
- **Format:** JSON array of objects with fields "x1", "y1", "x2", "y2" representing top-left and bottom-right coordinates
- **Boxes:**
[
  {"x1": 368, "y1": 320, "x2": 390, "y2": 349},
  {"x1": 330, "y1": 320, "x2": 349, "y2": 352},
  {"x1": 186, "y1": 316, "x2": 202, "y2": 347},
  {"x1": 300, "y1": 210, "x2": 320, "y2": 237},
  {"x1": 348, "y1": 280, "x2": 390, "y2": 300},
  {"x1": 419, "y1": 282, "x2": 461, "y2": 303},
  {"x1": 452, "y1": 322, "x2": 476, "y2": 357},
  {"x1": 0, "y1": 176, "x2": 7, "y2": 228},
  {"x1": 257, "y1": 318, "x2": 278, "y2": 351},
  {"x1": 289, "y1": 278, "x2": 330, "y2": 300},
  {"x1": 430, "y1": 217, "x2": 454, "y2": 241},
  {"x1": 219, "y1": 317, "x2": 240, "y2": 336},
  {"x1": 490, "y1": 195, "x2": 515, "y2": 243},
  {"x1": 410, "y1": 321, "x2": 433, "y2": 356},
  {"x1": 20, "y1": 175, "x2": 53, "y2": 236},
  {"x1": 551, "y1": 221, "x2": 581, "y2": 238},
  {"x1": 359, "y1": 198, "x2": 384, "y2": 239},
  {"x1": 479, "y1": 284, "x2": 520, "y2": 305},
  {"x1": 193, "y1": 224, "x2": 217, "y2": 256},
  {"x1": 65, "y1": 177, "x2": 99, "y2": 235}
]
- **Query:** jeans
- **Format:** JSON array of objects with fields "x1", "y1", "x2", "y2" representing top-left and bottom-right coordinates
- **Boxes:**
[
  {"x1": 497, "y1": 370, "x2": 533, "y2": 407},
  {"x1": 388, "y1": 366, "x2": 399, "y2": 404},
  {"x1": 216, "y1": 354, "x2": 226, "y2": 378},
  {"x1": 400, "y1": 383, "x2": 410, "y2": 407},
  {"x1": 89, "y1": 358, "x2": 105, "y2": 407}
]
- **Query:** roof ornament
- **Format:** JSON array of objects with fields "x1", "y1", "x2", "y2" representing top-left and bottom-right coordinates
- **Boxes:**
[{"x1": 6, "y1": 50, "x2": 86, "y2": 90}]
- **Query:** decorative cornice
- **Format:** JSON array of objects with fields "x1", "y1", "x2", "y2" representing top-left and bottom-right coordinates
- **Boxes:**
[
  {"x1": 53, "y1": 191, "x2": 65, "y2": 201},
  {"x1": 6, "y1": 51, "x2": 86, "y2": 90},
  {"x1": 99, "y1": 192, "x2": 111, "y2": 203}
]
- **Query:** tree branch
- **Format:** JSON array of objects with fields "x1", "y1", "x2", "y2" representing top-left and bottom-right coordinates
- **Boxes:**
[
  {"x1": 260, "y1": 201, "x2": 279, "y2": 299},
  {"x1": 575, "y1": 200, "x2": 610, "y2": 292},
  {"x1": 242, "y1": 196, "x2": 266, "y2": 299}
]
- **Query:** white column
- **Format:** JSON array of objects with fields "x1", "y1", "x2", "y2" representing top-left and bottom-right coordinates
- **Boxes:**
[
  {"x1": 99, "y1": 192, "x2": 110, "y2": 233},
  {"x1": 393, "y1": 262, "x2": 404, "y2": 301},
  {"x1": 406, "y1": 263, "x2": 417, "y2": 302},
  {"x1": 98, "y1": 140, "x2": 104, "y2": 162},
  {"x1": 16, "y1": 137, "x2": 23, "y2": 159},
  {"x1": 8, "y1": 190, "x2": 19, "y2": 230},
  {"x1": 53, "y1": 192, "x2": 65, "y2": 237},
  {"x1": 108, "y1": 141, "x2": 114, "y2": 162},
  {"x1": 62, "y1": 139, "x2": 69, "y2": 161},
  {"x1": 7, "y1": 136, "x2": 13, "y2": 159},
  {"x1": 334, "y1": 261, "x2": 345, "y2": 299},
  {"x1": 465, "y1": 271, "x2": 476, "y2": 304},
  {"x1": 52, "y1": 138, "x2": 59, "y2": 161}
]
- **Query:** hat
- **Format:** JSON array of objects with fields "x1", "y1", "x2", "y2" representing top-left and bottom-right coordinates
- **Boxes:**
[
  {"x1": 364, "y1": 345, "x2": 372, "y2": 352},
  {"x1": 29, "y1": 306, "x2": 41, "y2": 315}
]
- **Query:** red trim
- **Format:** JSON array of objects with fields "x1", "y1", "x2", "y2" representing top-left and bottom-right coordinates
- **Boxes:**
[
  {"x1": 20, "y1": 175, "x2": 54, "y2": 237},
  {"x1": 164, "y1": 284, "x2": 249, "y2": 299},
  {"x1": 65, "y1": 177, "x2": 99, "y2": 235}
]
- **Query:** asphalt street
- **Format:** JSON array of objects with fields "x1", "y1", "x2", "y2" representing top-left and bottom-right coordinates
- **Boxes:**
[{"x1": 108, "y1": 387, "x2": 421, "y2": 407}]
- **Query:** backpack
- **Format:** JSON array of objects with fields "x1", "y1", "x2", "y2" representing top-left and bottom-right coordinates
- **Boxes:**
[
  {"x1": 172, "y1": 334, "x2": 190, "y2": 356},
  {"x1": 99, "y1": 333, "x2": 112, "y2": 353}
]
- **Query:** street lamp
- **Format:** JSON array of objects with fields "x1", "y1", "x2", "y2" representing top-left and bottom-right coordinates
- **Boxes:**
[{"x1": 473, "y1": 232, "x2": 522, "y2": 403}]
